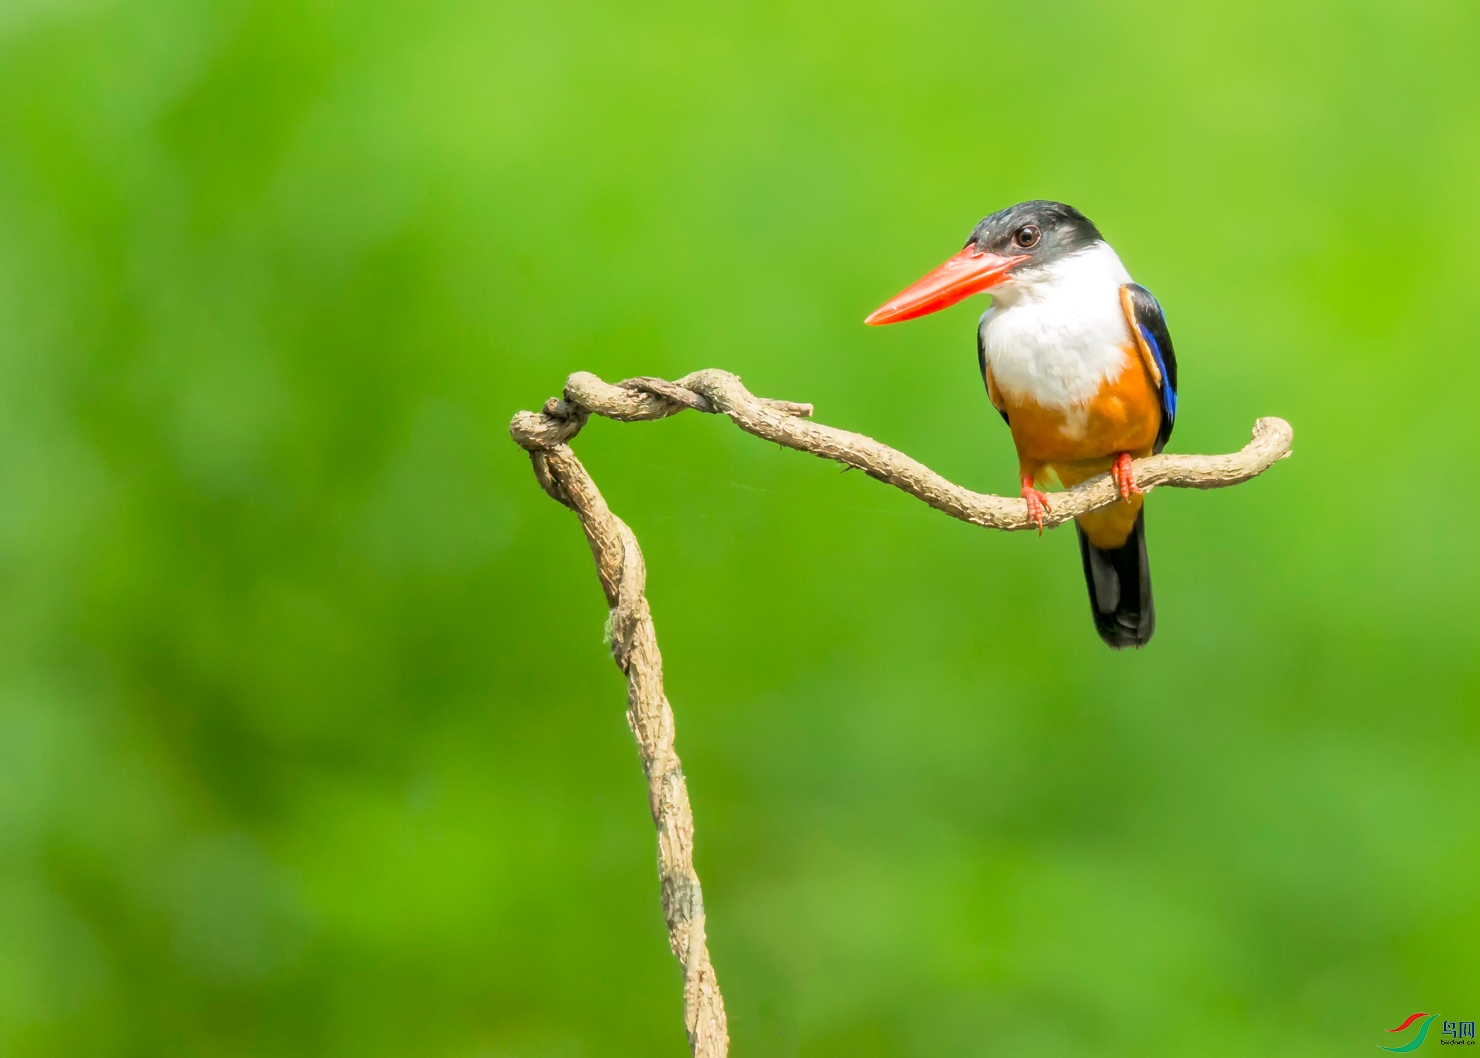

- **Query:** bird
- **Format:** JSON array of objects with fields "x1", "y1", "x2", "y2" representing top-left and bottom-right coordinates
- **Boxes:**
[{"x1": 865, "y1": 201, "x2": 1178, "y2": 649}]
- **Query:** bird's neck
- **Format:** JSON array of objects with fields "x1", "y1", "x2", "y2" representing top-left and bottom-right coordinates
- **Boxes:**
[
  {"x1": 979, "y1": 240, "x2": 1138, "y2": 410},
  {"x1": 990, "y1": 241, "x2": 1131, "y2": 310}
]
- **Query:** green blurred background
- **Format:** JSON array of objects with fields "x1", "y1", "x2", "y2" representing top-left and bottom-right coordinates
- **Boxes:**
[{"x1": 1, "y1": 0, "x2": 1477, "y2": 1054}]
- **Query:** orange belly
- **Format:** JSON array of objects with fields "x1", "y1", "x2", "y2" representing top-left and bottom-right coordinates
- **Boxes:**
[{"x1": 1002, "y1": 343, "x2": 1162, "y2": 548}]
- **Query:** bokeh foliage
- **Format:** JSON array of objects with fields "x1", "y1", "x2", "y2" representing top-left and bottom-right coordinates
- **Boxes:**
[{"x1": 1, "y1": 0, "x2": 1477, "y2": 1054}]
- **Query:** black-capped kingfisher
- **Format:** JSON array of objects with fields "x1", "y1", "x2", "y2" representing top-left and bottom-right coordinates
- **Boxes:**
[{"x1": 866, "y1": 201, "x2": 1178, "y2": 649}]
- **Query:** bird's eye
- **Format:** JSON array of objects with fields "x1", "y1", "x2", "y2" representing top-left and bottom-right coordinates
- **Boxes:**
[{"x1": 1013, "y1": 225, "x2": 1041, "y2": 249}]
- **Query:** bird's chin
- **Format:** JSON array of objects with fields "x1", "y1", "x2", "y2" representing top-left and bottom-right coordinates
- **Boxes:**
[
  {"x1": 993, "y1": 262, "x2": 1063, "y2": 302},
  {"x1": 984, "y1": 275, "x2": 1027, "y2": 306}
]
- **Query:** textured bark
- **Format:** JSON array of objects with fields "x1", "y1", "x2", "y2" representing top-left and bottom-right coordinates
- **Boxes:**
[{"x1": 509, "y1": 368, "x2": 1295, "y2": 1057}]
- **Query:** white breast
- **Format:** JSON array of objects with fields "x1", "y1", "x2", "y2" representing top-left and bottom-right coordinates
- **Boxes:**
[{"x1": 978, "y1": 241, "x2": 1135, "y2": 410}]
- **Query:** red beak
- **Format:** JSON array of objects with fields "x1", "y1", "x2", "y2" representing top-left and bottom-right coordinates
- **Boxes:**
[{"x1": 865, "y1": 246, "x2": 1029, "y2": 326}]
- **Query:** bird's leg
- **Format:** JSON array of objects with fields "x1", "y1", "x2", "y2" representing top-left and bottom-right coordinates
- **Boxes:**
[
  {"x1": 1110, "y1": 452, "x2": 1143, "y2": 502},
  {"x1": 1020, "y1": 474, "x2": 1052, "y2": 534}
]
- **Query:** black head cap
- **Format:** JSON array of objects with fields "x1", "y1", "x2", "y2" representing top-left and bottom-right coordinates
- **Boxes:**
[{"x1": 968, "y1": 200, "x2": 1103, "y2": 269}]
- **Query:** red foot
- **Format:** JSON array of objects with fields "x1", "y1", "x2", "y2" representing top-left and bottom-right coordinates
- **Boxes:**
[
  {"x1": 1111, "y1": 452, "x2": 1143, "y2": 502},
  {"x1": 1021, "y1": 477, "x2": 1052, "y2": 534}
]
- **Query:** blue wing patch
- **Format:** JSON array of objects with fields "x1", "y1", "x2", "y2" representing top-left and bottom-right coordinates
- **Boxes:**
[
  {"x1": 1121, "y1": 284, "x2": 1178, "y2": 453},
  {"x1": 1138, "y1": 323, "x2": 1177, "y2": 420}
]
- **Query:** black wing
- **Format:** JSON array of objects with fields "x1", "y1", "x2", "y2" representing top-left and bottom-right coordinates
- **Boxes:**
[
  {"x1": 1122, "y1": 284, "x2": 1178, "y2": 453},
  {"x1": 977, "y1": 310, "x2": 1009, "y2": 426}
]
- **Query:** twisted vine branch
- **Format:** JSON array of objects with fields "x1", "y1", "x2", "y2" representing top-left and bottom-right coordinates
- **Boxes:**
[{"x1": 509, "y1": 368, "x2": 1294, "y2": 1057}]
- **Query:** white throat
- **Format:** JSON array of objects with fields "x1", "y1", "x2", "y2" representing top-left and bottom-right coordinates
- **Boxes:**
[{"x1": 978, "y1": 241, "x2": 1135, "y2": 409}]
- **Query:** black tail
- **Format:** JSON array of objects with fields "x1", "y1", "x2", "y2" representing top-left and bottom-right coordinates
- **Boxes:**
[{"x1": 1076, "y1": 510, "x2": 1155, "y2": 649}]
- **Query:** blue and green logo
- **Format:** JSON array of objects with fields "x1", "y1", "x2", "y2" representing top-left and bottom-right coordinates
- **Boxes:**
[{"x1": 1380, "y1": 1012, "x2": 1475, "y2": 1051}]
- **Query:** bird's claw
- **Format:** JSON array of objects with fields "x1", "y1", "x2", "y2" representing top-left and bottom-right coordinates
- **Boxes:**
[
  {"x1": 1111, "y1": 452, "x2": 1143, "y2": 502},
  {"x1": 1020, "y1": 481, "x2": 1052, "y2": 534}
]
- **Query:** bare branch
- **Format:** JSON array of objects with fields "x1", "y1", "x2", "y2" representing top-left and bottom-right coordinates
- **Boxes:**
[
  {"x1": 523, "y1": 439, "x2": 728, "y2": 1057},
  {"x1": 509, "y1": 368, "x2": 1294, "y2": 1057},
  {"x1": 513, "y1": 369, "x2": 1292, "y2": 530}
]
